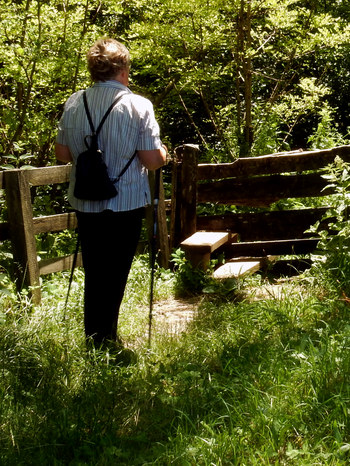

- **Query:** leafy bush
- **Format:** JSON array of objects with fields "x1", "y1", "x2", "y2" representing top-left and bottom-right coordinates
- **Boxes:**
[
  {"x1": 171, "y1": 248, "x2": 216, "y2": 297},
  {"x1": 171, "y1": 248, "x2": 241, "y2": 301},
  {"x1": 308, "y1": 105, "x2": 349, "y2": 150},
  {"x1": 309, "y1": 156, "x2": 350, "y2": 296}
]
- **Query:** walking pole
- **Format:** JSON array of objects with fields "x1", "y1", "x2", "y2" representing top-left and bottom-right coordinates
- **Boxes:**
[
  {"x1": 64, "y1": 230, "x2": 80, "y2": 317},
  {"x1": 148, "y1": 168, "x2": 161, "y2": 347}
]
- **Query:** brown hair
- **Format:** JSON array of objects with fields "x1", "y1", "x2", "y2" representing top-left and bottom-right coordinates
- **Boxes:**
[{"x1": 87, "y1": 38, "x2": 130, "y2": 82}]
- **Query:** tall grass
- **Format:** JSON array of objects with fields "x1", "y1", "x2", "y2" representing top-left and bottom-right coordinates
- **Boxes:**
[{"x1": 0, "y1": 255, "x2": 349, "y2": 465}]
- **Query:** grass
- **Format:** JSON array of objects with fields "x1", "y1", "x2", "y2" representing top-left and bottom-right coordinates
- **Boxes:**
[{"x1": 0, "y1": 255, "x2": 349, "y2": 465}]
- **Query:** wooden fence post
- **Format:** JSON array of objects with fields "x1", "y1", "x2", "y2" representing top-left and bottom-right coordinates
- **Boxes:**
[
  {"x1": 170, "y1": 144, "x2": 199, "y2": 248},
  {"x1": 146, "y1": 170, "x2": 170, "y2": 268},
  {"x1": 4, "y1": 169, "x2": 41, "y2": 304}
]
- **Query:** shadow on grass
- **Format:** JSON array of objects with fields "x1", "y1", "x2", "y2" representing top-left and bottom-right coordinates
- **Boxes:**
[{"x1": 1, "y1": 286, "x2": 350, "y2": 464}]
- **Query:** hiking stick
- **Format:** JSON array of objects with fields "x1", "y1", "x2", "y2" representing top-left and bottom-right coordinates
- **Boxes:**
[
  {"x1": 64, "y1": 231, "x2": 80, "y2": 316},
  {"x1": 148, "y1": 168, "x2": 161, "y2": 347}
]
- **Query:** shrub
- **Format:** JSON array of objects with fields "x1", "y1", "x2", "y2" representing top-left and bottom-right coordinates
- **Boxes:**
[{"x1": 309, "y1": 156, "x2": 350, "y2": 296}]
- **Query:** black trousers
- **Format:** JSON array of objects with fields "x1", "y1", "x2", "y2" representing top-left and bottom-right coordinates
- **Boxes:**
[{"x1": 76, "y1": 208, "x2": 143, "y2": 344}]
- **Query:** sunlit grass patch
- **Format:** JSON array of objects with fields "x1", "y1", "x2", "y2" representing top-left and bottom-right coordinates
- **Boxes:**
[{"x1": 0, "y1": 255, "x2": 349, "y2": 464}]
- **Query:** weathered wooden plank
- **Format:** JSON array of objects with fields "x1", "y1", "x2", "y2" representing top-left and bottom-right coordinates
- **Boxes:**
[
  {"x1": 181, "y1": 231, "x2": 229, "y2": 253},
  {"x1": 178, "y1": 145, "x2": 198, "y2": 241},
  {"x1": 222, "y1": 238, "x2": 319, "y2": 257},
  {"x1": 170, "y1": 145, "x2": 199, "y2": 246},
  {"x1": 169, "y1": 159, "x2": 180, "y2": 250},
  {"x1": 197, "y1": 173, "x2": 334, "y2": 206},
  {"x1": 32, "y1": 212, "x2": 77, "y2": 235},
  {"x1": 24, "y1": 165, "x2": 71, "y2": 186},
  {"x1": 213, "y1": 260, "x2": 261, "y2": 279},
  {"x1": 39, "y1": 252, "x2": 82, "y2": 275},
  {"x1": 157, "y1": 171, "x2": 170, "y2": 267},
  {"x1": 146, "y1": 170, "x2": 170, "y2": 268},
  {"x1": 197, "y1": 145, "x2": 350, "y2": 180},
  {"x1": 180, "y1": 231, "x2": 230, "y2": 270},
  {"x1": 1, "y1": 166, "x2": 70, "y2": 189},
  {"x1": 197, "y1": 207, "x2": 329, "y2": 242},
  {"x1": 4, "y1": 170, "x2": 41, "y2": 303}
]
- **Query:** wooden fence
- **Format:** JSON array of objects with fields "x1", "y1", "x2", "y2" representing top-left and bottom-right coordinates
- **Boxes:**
[
  {"x1": 0, "y1": 165, "x2": 169, "y2": 304},
  {"x1": 170, "y1": 144, "x2": 350, "y2": 272},
  {"x1": 2, "y1": 144, "x2": 350, "y2": 304}
]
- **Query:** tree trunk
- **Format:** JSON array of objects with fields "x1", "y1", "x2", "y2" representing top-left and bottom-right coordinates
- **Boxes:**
[{"x1": 236, "y1": 0, "x2": 253, "y2": 157}]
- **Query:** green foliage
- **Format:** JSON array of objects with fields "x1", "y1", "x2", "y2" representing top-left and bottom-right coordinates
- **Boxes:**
[
  {"x1": 0, "y1": 0, "x2": 102, "y2": 166},
  {"x1": 309, "y1": 156, "x2": 350, "y2": 296},
  {"x1": 0, "y1": 271, "x2": 15, "y2": 299},
  {"x1": 132, "y1": 0, "x2": 350, "y2": 155},
  {"x1": 171, "y1": 248, "x2": 241, "y2": 301},
  {"x1": 1, "y1": 0, "x2": 350, "y2": 163},
  {"x1": 171, "y1": 248, "x2": 213, "y2": 296},
  {"x1": 308, "y1": 105, "x2": 349, "y2": 150},
  {"x1": 0, "y1": 240, "x2": 15, "y2": 299},
  {"x1": 252, "y1": 108, "x2": 290, "y2": 156},
  {"x1": 37, "y1": 229, "x2": 78, "y2": 262}
]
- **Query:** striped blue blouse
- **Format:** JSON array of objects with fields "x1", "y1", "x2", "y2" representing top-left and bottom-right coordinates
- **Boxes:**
[{"x1": 56, "y1": 80, "x2": 162, "y2": 212}]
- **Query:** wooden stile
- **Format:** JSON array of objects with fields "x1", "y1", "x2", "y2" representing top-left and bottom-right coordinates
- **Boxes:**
[
  {"x1": 173, "y1": 145, "x2": 350, "y2": 279},
  {"x1": 2, "y1": 144, "x2": 350, "y2": 299}
]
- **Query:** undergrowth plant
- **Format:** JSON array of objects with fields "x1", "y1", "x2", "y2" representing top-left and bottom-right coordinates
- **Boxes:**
[
  {"x1": 171, "y1": 248, "x2": 215, "y2": 296},
  {"x1": 171, "y1": 248, "x2": 239, "y2": 300},
  {"x1": 309, "y1": 156, "x2": 350, "y2": 297},
  {"x1": 0, "y1": 245, "x2": 15, "y2": 299}
]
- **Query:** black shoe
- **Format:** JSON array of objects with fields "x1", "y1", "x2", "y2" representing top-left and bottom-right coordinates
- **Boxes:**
[
  {"x1": 113, "y1": 346, "x2": 137, "y2": 366},
  {"x1": 86, "y1": 337, "x2": 137, "y2": 366},
  {"x1": 104, "y1": 339, "x2": 137, "y2": 366}
]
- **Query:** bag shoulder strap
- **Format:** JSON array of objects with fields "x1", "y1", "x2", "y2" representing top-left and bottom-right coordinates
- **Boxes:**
[
  {"x1": 83, "y1": 91, "x2": 127, "y2": 136},
  {"x1": 82, "y1": 92, "x2": 95, "y2": 135},
  {"x1": 115, "y1": 151, "x2": 137, "y2": 182},
  {"x1": 83, "y1": 90, "x2": 137, "y2": 180}
]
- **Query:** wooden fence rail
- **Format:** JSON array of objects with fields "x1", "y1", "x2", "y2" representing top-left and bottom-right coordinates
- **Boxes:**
[{"x1": 0, "y1": 165, "x2": 169, "y2": 304}]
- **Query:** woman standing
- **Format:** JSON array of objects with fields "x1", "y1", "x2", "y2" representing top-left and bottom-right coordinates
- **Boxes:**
[{"x1": 55, "y1": 38, "x2": 167, "y2": 350}]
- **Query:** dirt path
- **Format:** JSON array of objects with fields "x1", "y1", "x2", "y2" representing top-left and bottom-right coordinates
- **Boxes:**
[
  {"x1": 150, "y1": 282, "x2": 297, "y2": 334},
  {"x1": 152, "y1": 296, "x2": 202, "y2": 334}
]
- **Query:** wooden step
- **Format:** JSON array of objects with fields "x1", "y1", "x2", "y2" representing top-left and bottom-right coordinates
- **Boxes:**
[
  {"x1": 213, "y1": 260, "x2": 261, "y2": 279},
  {"x1": 181, "y1": 231, "x2": 230, "y2": 252},
  {"x1": 181, "y1": 231, "x2": 232, "y2": 269},
  {"x1": 213, "y1": 255, "x2": 278, "y2": 279}
]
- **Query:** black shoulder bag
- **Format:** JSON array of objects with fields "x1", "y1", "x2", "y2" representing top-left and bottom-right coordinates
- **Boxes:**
[{"x1": 74, "y1": 91, "x2": 136, "y2": 201}]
